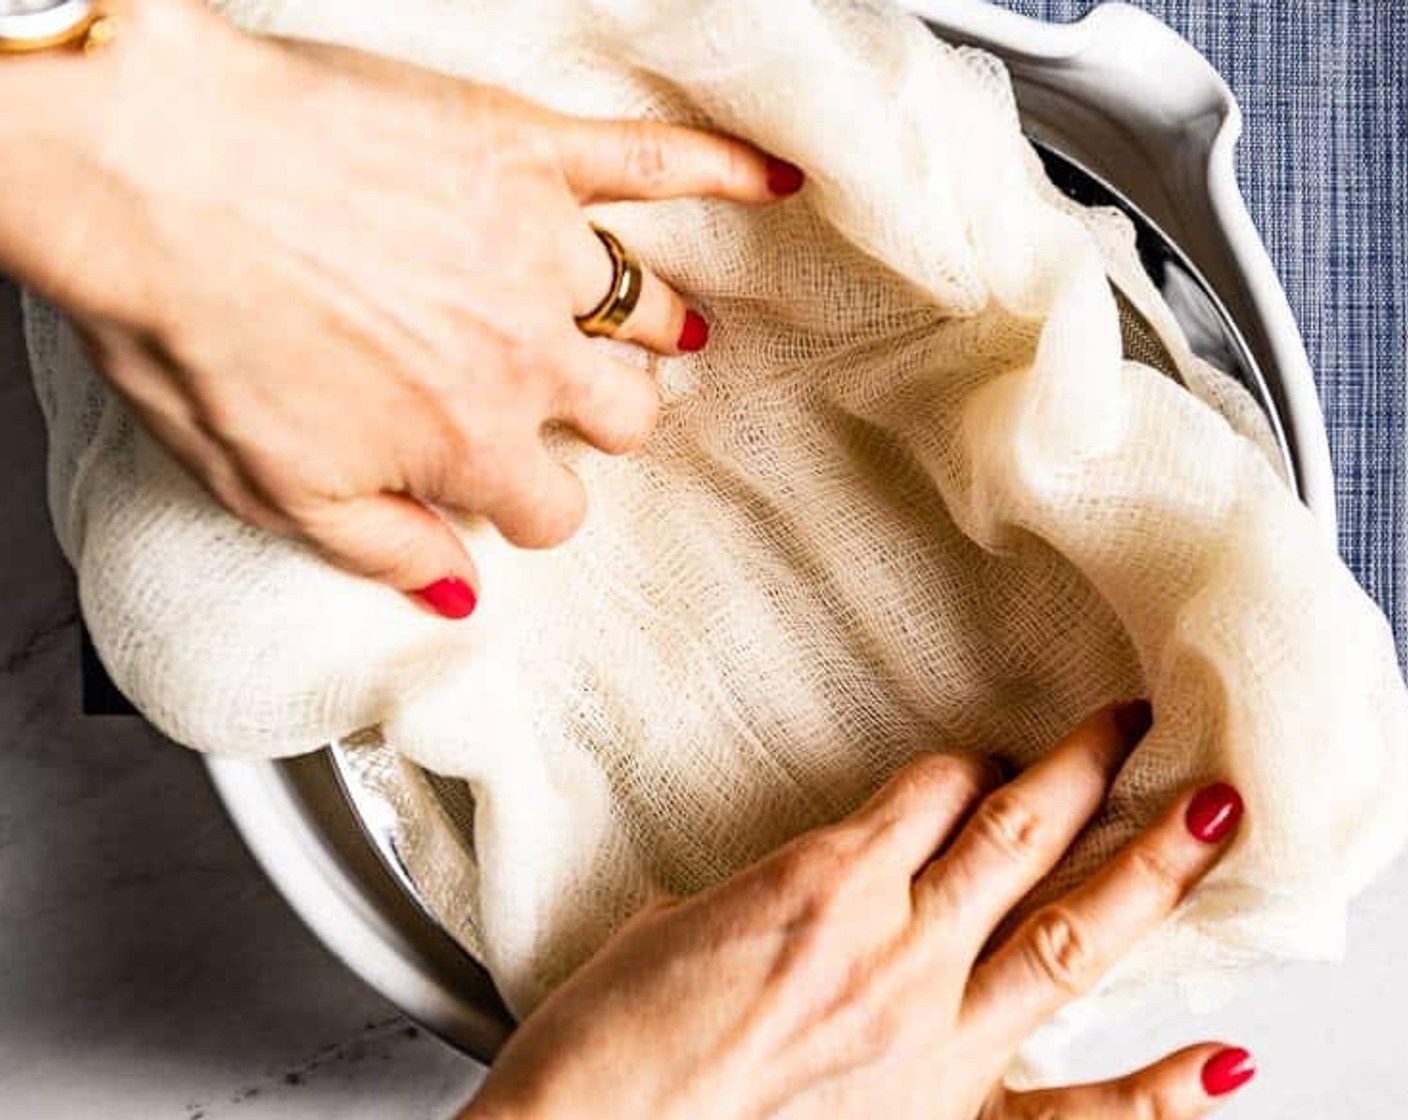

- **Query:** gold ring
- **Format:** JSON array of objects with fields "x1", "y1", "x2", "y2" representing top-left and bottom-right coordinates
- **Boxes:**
[
  {"x1": 0, "y1": 4, "x2": 115, "y2": 55},
  {"x1": 575, "y1": 226, "x2": 644, "y2": 339}
]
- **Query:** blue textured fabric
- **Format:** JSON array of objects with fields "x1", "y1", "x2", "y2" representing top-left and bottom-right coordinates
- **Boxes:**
[{"x1": 1004, "y1": 0, "x2": 1407, "y2": 661}]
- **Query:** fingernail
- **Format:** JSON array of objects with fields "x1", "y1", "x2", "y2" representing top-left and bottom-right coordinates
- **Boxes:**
[
  {"x1": 1113, "y1": 698, "x2": 1153, "y2": 744},
  {"x1": 1186, "y1": 782, "x2": 1244, "y2": 844},
  {"x1": 414, "y1": 577, "x2": 477, "y2": 620},
  {"x1": 678, "y1": 310, "x2": 710, "y2": 352},
  {"x1": 765, "y1": 156, "x2": 806, "y2": 196},
  {"x1": 1201, "y1": 1046, "x2": 1256, "y2": 1096}
]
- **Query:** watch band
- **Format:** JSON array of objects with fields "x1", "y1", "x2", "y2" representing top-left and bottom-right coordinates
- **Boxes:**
[{"x1": 0, "y1": 0, "x2": 107, "y2": 54}]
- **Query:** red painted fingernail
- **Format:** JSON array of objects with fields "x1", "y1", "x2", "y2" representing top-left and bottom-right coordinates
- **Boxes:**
[
  {"x1": 1186, "y1": 782, "x2": 1244, "y2": 844},
  {"x1": 1113, "y1": 698, "x2": 1153, "y2": 744},
  {"x1": 1201, "y1": 1046, "x2": 1256, "y2": 1096},
  {"x1": 414, "y1": 577, "x2": 477, "y2": 620},
  {"x1": 765, "y1": 156, "x2": 805, "y2": 196},
  {"x1": 678, "y1": 310, "x2": 710, "y2": 352}
]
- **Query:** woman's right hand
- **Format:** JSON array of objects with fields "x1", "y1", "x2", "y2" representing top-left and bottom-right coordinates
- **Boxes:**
[
  {"x1": 0, "y1": 0, "x2": 802, "y2": 619},
  {"x1": 465, "y1": 702, "x2": 1255, "y2": 1120}
]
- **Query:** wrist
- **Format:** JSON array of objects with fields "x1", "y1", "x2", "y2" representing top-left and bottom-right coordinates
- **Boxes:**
[{"x1": 0, "y1": 0, "x2": 248, "y2": 317}]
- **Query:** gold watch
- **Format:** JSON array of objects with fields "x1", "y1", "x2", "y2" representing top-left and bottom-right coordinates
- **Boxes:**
[{"x1": 0, "y1": 0, "x2": 114, "y2": 54}]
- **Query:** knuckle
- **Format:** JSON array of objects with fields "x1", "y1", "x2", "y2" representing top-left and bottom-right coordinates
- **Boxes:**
[
  {"x1": 773, "y1": 828, "x2": 855, "y2": 901},
  {"x1": 1124, "y1": 843, "x2": 1187, "y2": 909},
  {"x1": 853, "y1": 1004, "x2": 902, "y2": 1063},
  {"x1": 719, "y1": 142, "x2": 754, "y2": 192},
  {"x1": 620, "y1": 123, "x2": 672, "y2": 191},
  {"x1": 444, "y1": 444, "x2": 508, "y2": 509},
  {"x1": 429, "y1": 411, "x2": 479, "y2": 472},
  {"x1": 1120, "y1": 1083, "x2": 1180, "y2": 1120},
  {"x1": 538, "y1": 500, "x2": 588, "y2": 547},
  {"x1": 286, "y1": 499, "x2": 428, "y2": 584},
  {"x1": 768, "y1": 845, "x2": 821, "y2": 901},
  {"x1": 598, "y1": 390, "x2": 660, "y2": 454},
  {"x1": 560, "y1": 363, "x2": 660, "y2": 455},
  {"x1": 935, "y1": 750, "x2": 1002, "y2": 799},
  {"x1": 501, "y1": 485, "x2": 587, "y2": 549},
  {"x1": 554, "y1": 365, "x2": 599, "y2": 418},
  {"x1": 799, "y1": 829, "x2": 853, "y2": 879},
  {"x1": 346, "y1": 538, "x2": 421, "y2": 584},
  {"x1": 881, "y1": 752, "x2": 989, "y2": 813},
  {"x1": 324, "y1": 523, "x2": 419, "y2": 583},
  {"x1": 1023, "y1": 907, "x2": 1095, "y2": 997},
  {"x1": 970, "y1": 789, "x2": 1044, "y2": 863},
  {"x1": 234, "y1": 453, "x2": 310, "y2": 513}
]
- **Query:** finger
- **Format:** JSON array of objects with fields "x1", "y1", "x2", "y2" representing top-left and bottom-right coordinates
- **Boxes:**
[
  {"x1": 81, "y1": 323, "x2": 294, "y2": 533},
  {"x1": 555, "y1": 339, "x2": 661, "y2": 454},
  {"x1": 914, "y1": 701, "x2": 1153, "y2": 950},
  {"x1": 992, "y1": 1043, "x2": 1256, "y2": 1119},
  {"x1": 841, "y1": 752, "x2": 1005, "y2": 881},
  {"x1": 292, "y1": 493, "x2": 481, "y2": 619},
  {"x1": 963, "y1": 780, "x2": 1244, "y2": 1043},
  {"x1": 467, "y1": 444, "x2": 588, "y2": 550},
  {"x1": 566, "y1": 223, "x2": 709, "y2": 356},
  {"x1": 551, "y1": 116, "x2": 805, "y2": 204},
  {"x1": 81, "y1": 321, "x2": 482, "y2": 619},
  {"x1": 140, "y1": 401, "x2": 292, "y2": 533}
]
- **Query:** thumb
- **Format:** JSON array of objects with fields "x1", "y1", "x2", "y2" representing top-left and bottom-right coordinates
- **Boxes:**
[
  {"x1": 297, "y1": 494, "x2": 481, "y2": 620},
  {"x1": 992, "y1": 1043, "x2": 1256, "y2": 1119},
  {"x1": 549, "y1": 116, "x2": 805, "y2": 204}
]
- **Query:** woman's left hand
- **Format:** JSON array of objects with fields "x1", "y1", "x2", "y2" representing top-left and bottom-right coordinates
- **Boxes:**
[{"x1": 463, "y1": 702, "x2": 1254, "y2": 1120}]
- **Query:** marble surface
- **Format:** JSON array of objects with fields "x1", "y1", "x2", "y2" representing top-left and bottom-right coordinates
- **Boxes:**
[{"x1": 0, "y1": 280, "x2": 486, "y2": 1118}]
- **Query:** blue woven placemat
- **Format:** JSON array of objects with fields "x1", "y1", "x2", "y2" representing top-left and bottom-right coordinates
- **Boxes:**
[{"x1": 1005, "y1": 0, "x2": 1407, "y2": 661}]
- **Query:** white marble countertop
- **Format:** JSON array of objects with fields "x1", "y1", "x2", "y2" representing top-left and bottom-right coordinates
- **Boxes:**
[
  {"x1": 0, "y1": 281, "x2": 484, "y2": 1118},
  {"x1": 3, "y1": 274, "x2": 1408, "y2": 1118}
]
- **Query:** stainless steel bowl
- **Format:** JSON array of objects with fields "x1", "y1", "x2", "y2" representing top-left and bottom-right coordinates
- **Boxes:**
[{"x1": 206, "y1": 0, "x2": 1335, "y2": 1065}]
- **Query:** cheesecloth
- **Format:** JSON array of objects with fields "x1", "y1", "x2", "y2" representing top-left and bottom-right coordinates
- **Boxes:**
[{"x1": 24, "y1": 0, "x2": 1408, "y2": 1074}]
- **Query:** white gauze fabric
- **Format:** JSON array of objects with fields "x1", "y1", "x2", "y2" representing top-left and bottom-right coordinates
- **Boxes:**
[{"x1": 24, "y1": 0, "x2": 1408, "y2": 1068}]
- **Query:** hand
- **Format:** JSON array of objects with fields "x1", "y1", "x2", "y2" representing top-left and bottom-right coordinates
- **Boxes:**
[
  {"x1": 0, "y1": 0, "x2": 801, "y2": 617},
  {"x1": 463, "y1": 702, "x2": 1254, "y2": 1120}
]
